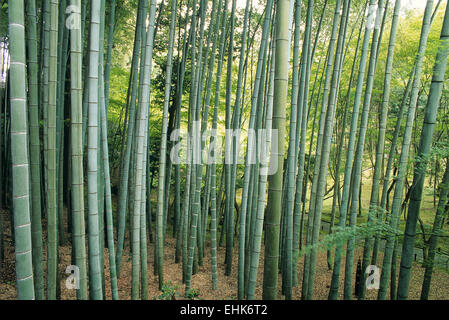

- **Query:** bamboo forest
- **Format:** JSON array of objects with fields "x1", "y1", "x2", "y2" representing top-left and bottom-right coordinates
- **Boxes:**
[{"x1": 1, "y1": 0, "x2": 449, "y2": 302}]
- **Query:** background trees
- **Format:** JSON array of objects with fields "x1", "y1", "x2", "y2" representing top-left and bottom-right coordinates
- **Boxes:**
[{"x1": 0, "y1": 0, "x2": 449, "y2": 300}]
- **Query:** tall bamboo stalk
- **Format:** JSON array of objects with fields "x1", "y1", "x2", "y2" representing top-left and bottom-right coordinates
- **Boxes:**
[
  {"x1": 343, "y1": 0, "x2": 384, "y2": 300},
  {"x1": 262, "y1": 0, "x2": 290, "y2": 300},
  {"x1": 131, "y1": 0, "x2": 157, "y2": 300},
  {"x1": 87, "y1": 0, "x2": 103, "y2": 300},
  {"x1": 25, "y1": 0, "x2": 44, "y2": 300},
  {"x1": 328, "y1": 0, "x2": 378, "y2": 299},
  {"x1": 69, "y1": 0, "x2": 88, "y2": 300},
  {"x1": 378, "y1": 0, "x2": 435, "y2": 300},
  {"x1": 9, "y1": 0, "x2": 36, "y2": 300},
  {"x1": 46, "y1": 0, "x2": 59, "y2": 300},
  {"x1": 421, "y1": 159, "x2": 449, "y2": 299},
  {"x1": 156, "y1": 0, "x2": 178, "y2": 290},
  {"x1": 116, "y1": 0, "x2": 147, "y2": 275},
  {"x1": 359, "y1": 0, "x2": 401, "y2": 300},
  {"x1": 398, "y1": 1, "x2": 449, "y2": 299}
]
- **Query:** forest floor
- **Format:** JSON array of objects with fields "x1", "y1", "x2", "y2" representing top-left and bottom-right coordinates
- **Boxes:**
[{"x1": 1, "y1": 211, "x2": 448, "y2": 300}]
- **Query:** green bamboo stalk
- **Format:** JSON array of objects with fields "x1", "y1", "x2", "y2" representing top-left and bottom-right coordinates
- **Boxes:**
[
  {"x1": 185, "y1": 0, "x2": 201, "y2": 295},
  {"x1": 57, "y1": 0, "x2": 68, "y2": 247},
  {"x1": 229, "y1": 0, "x2": 251, "y2": 277},
  {"x1": 99, "y1": 62, "x2": 119, "y2": 300},
  {"x1": 132, "y1": 2, "x2": 150, "y2": 282},
  {"x1": 174, "y1": 2, "x2": 191, "y2": 265},
  {"x1": 283, "y1": 0, "x2": 303, "y2": 298},
  {"x1": 209, "y1": 87, "x2": 219, "y2": 291},
  {"x1": 180, "y1": 19, "x2": 195, "y2": 280},
  {"x1": 299, "y1": 48, "x2": 328, "y2": 255},
  {"x1": 192, "y1": 0, "x2": 208, "y2": 269},
  {"x1": 194, "y1": 0, "x2": 218, "y2": 257},
  {"x1": 87, "y1": 0, "x2": 103, "y2": 300},
  {"x1": 302, "y1": 0, "x2": 341, "y2": 299},
  {"x1": 238, "y1": 0, "x2": 272, "y2": 299},
  {"x1": 278, "y1": 0, "x2": 295, "y2": 285},
  {"x1": 198, "y1": 0, "x2": 220, "y2": 256},
  {"x1": 208, "y1": 0, "x2": 229, "y2": 289},
  {"x1": 25, "y1": 0, "x2": 44, "y2": 300},
  {"x1": 116, "y1": 0, "x2": 146, "y2": 275},
  {"x1": 69, "y1": 0, "x2": 88, "y2": 300},
  {"x1": 42, "y1": 1, "x2": 50, "y2": 210},
  {"x1": 296, "y1": 0, "x2": 320, "y2": 288},
  {"x1": 343, "y1": 0, "x2": 385, "y2": 300},
  {"x1": 306, "y1": 0, "x2": 347, "y2": 300},
  {"x1": 371, "y1": 69, "x2": 413, "y2": 266},
  {"x1": 421, "y1": 159, "x2": 449, "y2": 299},
  {"x1": 224, "y1": 0, "x2": 237, "y2": 276},
  {"x1": 247, "y1": 32, "x2": 275, "y2": 300},
  {"x1": 328, "y1": 0, "x2": 378, "y2": 300},
  {"x1": 156, "y1": 0, "x2": 178, "y2": 290},
  {"x1": 9, "y1": 0, "x2": 36, "y2": 300},
  {"x1": 104, "y1": 0, "x2": 116, "y2": 111},
  {"x1": 97, "y1": 0, "x2": 106, "y2": 294},
  {"x1": 139, "y1": 102, "x2": 149, "y2": 300},
  {"x1": 229, "y1": 0, "x2": 251, "y2": 289},
  {"x1": 326, "y1": 1, "x2": 364, "y2": 272},
  {"x1": 249, "y1": 26, "x2": 272, "y2": 277},
  {"x1": 378, "y1": 0, "x2": 435, "y2": 300},
  {"x1": 294, "y1": 0, "x2": 321, "y2": 291},
  {"x1": 131, "y1": 0, "x2": 156, "y2": 300},
  {"x1": 46, "y1": 0, "x2": 59, "y2": 300},
  {"x1": 359, "y1": 0, "x2": 401, "y2": 300},
  {"x1": 262, "y1": 0, "x2": 291, "y2": 300},
  {"x1": 301, "y1": 33, "x2": 333, "y2": 303},
  {"x1": 398, "y1": 1, "x2": 449, "y2": 299},
  {"x1": 326, "y1": 0, "x2": 362, "y2": 272}
]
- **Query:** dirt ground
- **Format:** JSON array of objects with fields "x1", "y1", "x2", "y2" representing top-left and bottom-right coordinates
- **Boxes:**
[{"x1": 1, "y1": 214, "x2": 448, "y2": 300}]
